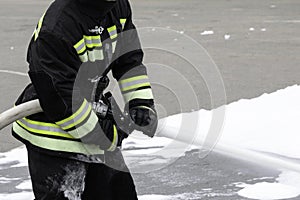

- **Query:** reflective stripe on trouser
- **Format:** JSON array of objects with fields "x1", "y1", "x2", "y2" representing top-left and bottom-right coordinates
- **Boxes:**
[{"x1": 13, "y1": 122, "x2": 104, "y2": 155}]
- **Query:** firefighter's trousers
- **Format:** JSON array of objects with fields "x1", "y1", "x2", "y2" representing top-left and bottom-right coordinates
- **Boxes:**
[{"x1": 26, "y1": 146, "x2": 138, "y2": 200}]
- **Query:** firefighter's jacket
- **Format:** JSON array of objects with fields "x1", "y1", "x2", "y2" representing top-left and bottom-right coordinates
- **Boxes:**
[{"x1": 12, "y1": 0, "x2": 154, "y2": 161}]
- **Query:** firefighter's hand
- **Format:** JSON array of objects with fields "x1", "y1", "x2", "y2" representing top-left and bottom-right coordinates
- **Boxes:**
[{"x1": 129, "y1": 105, "x2": 158, "y2": 138}]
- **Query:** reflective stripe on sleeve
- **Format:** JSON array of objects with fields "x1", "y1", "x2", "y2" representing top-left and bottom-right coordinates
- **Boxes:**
[
  {"x1": 16, "y1": 108, "x2": 98, "y2": 140},
  {"x1": 119, "y1": 75, "x2": 149, "y2": 85},
  {"x1": 68, "y1": 111, "x2": 98, "y2": 139},
  {"x1": 13, "y1": 122, "x2": 104, "y2": 155},
  {"x1": 119, "y1": 75, "x2": 151, "y2": 92},
  {"x1": 123, "y1": 88, "x2": 154, "y2": 103},
  {"x1": 56, "y1": 99, "x2": 91, "y2": 130},
  {"x1": 16, "y1": 118, "x2": 73, "y2": 139}
]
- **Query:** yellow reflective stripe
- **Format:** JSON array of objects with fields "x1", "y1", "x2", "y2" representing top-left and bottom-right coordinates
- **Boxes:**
[
  {"x1": 120, "y1": 19, "x2": 127, "y2": 24},
  {"x1": 107, "y1": 125, "x2": 118, "y2": 152},
  {"x1": 62, "y1": 104, "x2": 92, "y2": 131},
  {"x1": 84, "y1": 35, "x2": 102, "y2": 48},
  {"x1": 24, "y1": 117, "x2": 60, "y2": 128},
  {"x1": 68, "y1": 111, "x2": 98, "y2": 139},
  {"x1": 121, "y1": 83, "x2": 151, "y2": 92},
  {"x1": 17, "y1": 106, "x2": 98, "y2": 140},
  {"x1": 107, "y1": 25, "x2": 117, "y2": 39},
  {"x1": 74, "y1": 35, "x2": 102, "y2": 54},
  {"x1": 120, "y1": 18, "x2": 127, "y2": 29},
  {"x1": 74, "y1": 38, "x2": 86, "y2": 54},
  {"x1": 13, "y1": 122, "x2": 104, "y2": 155},
  {"x1": 119, "y1": 75, "x2": 150, "y2": 91},
  {"x1": 56, "y1": 99, "x2": 87, "y2": 126},
  {"x1": 123, "y1": 88, "x2": 154, "y2": 103},
  {"x1": 119, "y1": 75, "x2": 149, "y2": 85},
  {"x1": 56, "y1": 99, "x2": 88, "y2": 129},
  {"x1": 16, "y1": 120, "x2": 74, "y2": 139},
  {"x1": 34, "y1": 13, "x2": 45, "y2": 41}
]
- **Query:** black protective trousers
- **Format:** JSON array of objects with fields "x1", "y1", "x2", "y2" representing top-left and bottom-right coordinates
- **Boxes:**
[{"x1": 26, "y1": 147, "x2": 138, "y2": 200}]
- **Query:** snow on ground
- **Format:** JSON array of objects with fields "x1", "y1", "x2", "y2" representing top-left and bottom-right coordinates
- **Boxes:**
[{"x1": 1, "y1": 85, "x2": 300, "y2": 199}]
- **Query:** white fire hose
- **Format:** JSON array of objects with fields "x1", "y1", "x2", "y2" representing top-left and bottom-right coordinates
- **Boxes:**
[{"x1": 0, "y1": 100, "x2": 42, "y2": 130}]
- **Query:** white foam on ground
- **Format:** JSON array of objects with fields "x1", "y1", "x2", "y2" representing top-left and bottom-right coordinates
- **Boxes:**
[
  {"x1": 138, "y1": 192, "x2": 207, "y2": 200},
  {"x1": 16, "y1": 180, "x2": 32, "y2": 190},
  {"x1": 139, "y1": 194, "x2": 173, "y2": 200},
  {"x1": 238, "y1": 182, "x2": 300, "y2": 200},
  {"x1": 200, "y1": 30, "x2": 214, "y2": 35},
  {"x1": 0, "y1": 145, "x2": 28, "y2": 169},
  {"x1": 0, "y1": 177, "x2": 20, "y2": 184},
  {"x1": 238, "y1": 171, "x2": 300, "y2": 199},
  {"x1": 224, "y1": 34, "x2": 231, "y2": 40},
  {"x1": 0, "y1": 192, "x2": 34, "y2": 200}
]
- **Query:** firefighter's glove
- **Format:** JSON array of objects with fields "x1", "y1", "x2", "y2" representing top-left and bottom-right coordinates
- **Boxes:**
[{"x1": 128, "y1": 100, "x2": 158, "y2": 138}]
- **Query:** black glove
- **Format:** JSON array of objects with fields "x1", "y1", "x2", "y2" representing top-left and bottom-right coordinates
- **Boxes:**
[
  {"x1": 128, "y1": 99, "x2": 158, "y2": 138},
  {"x1": 97, "y1": 116, "x2": 126, "y2": 147}
]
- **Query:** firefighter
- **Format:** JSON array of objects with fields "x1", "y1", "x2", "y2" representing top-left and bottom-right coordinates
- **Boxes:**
[{"x1": 12, "y1": 0, "x2": 157, "y2": 199}]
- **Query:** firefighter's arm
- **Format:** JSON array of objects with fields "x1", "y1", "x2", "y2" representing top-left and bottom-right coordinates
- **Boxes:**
[
  {"x1": 28, "y1": 31, "x2": 118, "y2": 150},
  {"x1": 111, "y1": 2, "x2": 158, "y2": 137}
]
